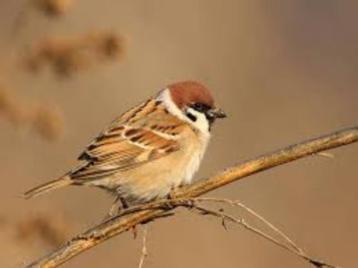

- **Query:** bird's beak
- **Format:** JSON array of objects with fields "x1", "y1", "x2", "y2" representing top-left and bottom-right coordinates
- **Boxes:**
[{"x1": 207, "y1": 108, "x2": 227, "y2": 119}]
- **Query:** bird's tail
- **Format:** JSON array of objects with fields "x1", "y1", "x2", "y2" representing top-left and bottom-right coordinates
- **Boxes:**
[{"x1": 23, "y1": 175, "x2": 73, "y2": 199}]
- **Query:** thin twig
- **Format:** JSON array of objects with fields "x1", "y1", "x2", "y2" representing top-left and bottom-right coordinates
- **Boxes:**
[
  {"x1": 117, "y1": 196, "x2": 304, "y2": 256},
  {"x1": 189, "y1": 204, "x2": 338, "y2": 268},
  {"x1": 93, "y1": 196, "x2": 329, "y2": 266},
  {"x1": 138, "y1": 227, "x2": 148, "y2": 268},
  {"x1": 193, "y1": 197, "x2": 303, "y2": 253},
  {"x1": 26, "y1": 126, "x2": 358, "y2": 268}
]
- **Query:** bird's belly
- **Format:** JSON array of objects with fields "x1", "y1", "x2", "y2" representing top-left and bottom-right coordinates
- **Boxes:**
[{"x1": 114, "y1": 147, "x2": 205, "y2": 203}]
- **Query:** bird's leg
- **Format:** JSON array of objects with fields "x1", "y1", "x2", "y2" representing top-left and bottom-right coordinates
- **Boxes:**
[
  {"x1": 107, "y1": 196, "x2": 121, "y2": 218},
  {"x1": 164, "y1": 187, "x2": 193, "y2": 209},
  {"x1": 119, "y1": 197, "x2": 129, "y2": 209},
  {"x1": 106, "y1": 196, "x2": 138, "y2": 238},
  {"x1": 167, "y1": 190, "x2": 176, "y2": 200},
  {"x1": 104, "y1": 196, "x2": 129, "y2": 220},
  {"x1": 162, "y1": 189, "x2": 176, "y2": 209},
  {"x1": 119, "y1": 197, "x2": 139, "y2": 239}
]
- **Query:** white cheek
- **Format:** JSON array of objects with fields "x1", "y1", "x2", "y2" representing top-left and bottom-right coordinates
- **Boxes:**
[
  {"x1": 185, "y1": 108, "x2": 210, "y2": 135},
  {"x1": 156, "y1": 89, "x2": 210, "y2": 137}
]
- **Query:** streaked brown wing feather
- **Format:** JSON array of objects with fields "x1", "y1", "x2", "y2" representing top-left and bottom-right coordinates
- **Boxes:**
[{"x1": 71, "y1": 99, "x2": 185, "y2": 182}]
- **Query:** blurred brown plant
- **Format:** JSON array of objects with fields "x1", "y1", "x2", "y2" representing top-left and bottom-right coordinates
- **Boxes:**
[
  {"x1": 0, "y1": 86, "x2": 26, "y2": 124},
  {"x1": 16, "y1": 213, "x2": 72, "y2": 247},
  {"x1": 0, "y1": 85, "x2": 64, "y2": 141},
  {"x1": 33, "y1": 0, "x2": 74, "y2": 17},
  {"x1": 24, "y1": 32, "x2": 125, "y2": 77},
  {"x1": 13, "y1": 0, "x2": 74, "y2": 35},
  {"x1": 31, "y1": 104, "x2": 64, "y2": 141}
]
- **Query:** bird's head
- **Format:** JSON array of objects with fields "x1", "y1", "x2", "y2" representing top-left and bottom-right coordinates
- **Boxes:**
[{"x1": 157, "y1": 80, "x2": 226, "y2": 133}]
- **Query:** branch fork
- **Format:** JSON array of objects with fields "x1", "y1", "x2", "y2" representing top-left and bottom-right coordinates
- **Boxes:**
[{"x1": 26, "y1": 126, "x2": 358, "y2": 268}]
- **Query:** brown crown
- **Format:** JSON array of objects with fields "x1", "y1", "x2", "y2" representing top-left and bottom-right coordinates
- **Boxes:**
[{"x1": 168, "y1": 81, "x2": 214, "y2": 109}]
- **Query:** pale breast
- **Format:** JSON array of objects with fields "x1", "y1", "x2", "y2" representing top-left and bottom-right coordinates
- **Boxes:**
[{"x1": 114, "y1": 129, "x2": 210, "y2": 203}]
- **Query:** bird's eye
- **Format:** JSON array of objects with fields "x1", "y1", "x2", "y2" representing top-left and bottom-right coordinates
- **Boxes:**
[{"x1": 191, "y1": 103, "x2": 210, "y2": 113}]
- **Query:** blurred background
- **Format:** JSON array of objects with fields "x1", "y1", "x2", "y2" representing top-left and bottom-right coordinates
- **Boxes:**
[{"x1": 0, "y1": 0, "x2": 357, "y2": 267}]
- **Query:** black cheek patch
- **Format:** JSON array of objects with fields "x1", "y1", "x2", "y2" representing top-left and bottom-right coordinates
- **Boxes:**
[{"x1": 186, "y1": 112, "x2": 197, "y2": 122}]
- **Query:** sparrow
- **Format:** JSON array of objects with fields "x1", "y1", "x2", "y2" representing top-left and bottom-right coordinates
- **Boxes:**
[{"x1": 24, "y1": 81, "x2": 226, "y2": 211}]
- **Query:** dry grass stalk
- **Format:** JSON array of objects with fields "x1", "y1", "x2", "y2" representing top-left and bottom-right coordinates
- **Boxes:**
[
  {"x1": 138, "y1": 227, "x2": 148, "y2": 268},
  {"x1": 26, "y1": 126, "x2": 358, "y2": 267},
  {"x1": 25, "y1": 32, "x2": 125, "y2": 77}
]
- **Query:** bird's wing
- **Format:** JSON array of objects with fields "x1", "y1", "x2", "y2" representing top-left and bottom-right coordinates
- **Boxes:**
[{"x1": 71, "y1": 99, "x2": 187, "y2": 182}]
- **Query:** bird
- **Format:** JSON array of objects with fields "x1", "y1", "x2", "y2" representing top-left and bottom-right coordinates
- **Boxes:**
[{"x1": 24, "y1": 80, "x2": 226, "y2": 213}]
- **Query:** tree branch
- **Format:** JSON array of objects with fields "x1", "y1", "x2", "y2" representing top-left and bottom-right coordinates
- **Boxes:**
[{"x1": 26, "y1": 126, "x2": 358, "y2": 268}]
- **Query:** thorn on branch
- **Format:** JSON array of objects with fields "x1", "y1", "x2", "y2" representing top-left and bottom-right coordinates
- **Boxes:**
[{"x1": 315, "y1": 152, "x2": 335, "y2": 159}]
